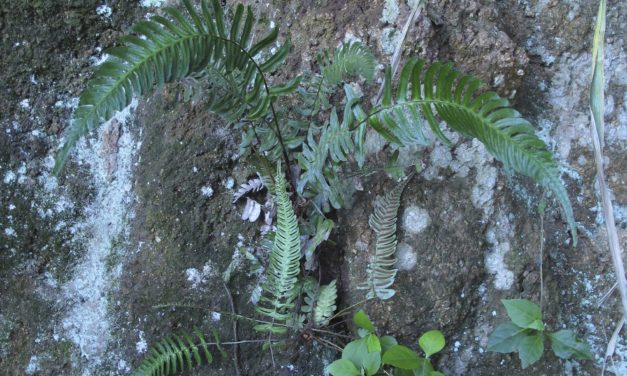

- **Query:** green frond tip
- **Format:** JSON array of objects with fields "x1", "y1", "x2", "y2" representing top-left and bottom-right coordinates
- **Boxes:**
[
  {"x1": 369, "y1": 59, "x2": 577, "y2": 245},
  {"x1": 323, "y1": 41, "x2": 376, "y2": 85},
  {"x1": 53, "y1": 0, "x2": 290, "y2": 175},
  {"x1": 254, "y1": 162, "x2": 301, "y2": 333},
  {"x1": 359, "y1": 176, "x2": 412, "y2": 300},
  {"x1": 132, "y1": 330, "x2": 213, "y2": 376}
]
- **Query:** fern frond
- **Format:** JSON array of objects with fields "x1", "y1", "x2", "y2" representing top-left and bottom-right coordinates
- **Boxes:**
[
  {"x1": 323, "y1": 42, "x2": 376, "y2": 85},
  {"x1": 232, "y1": 176, "x2": 265, "y2": 203},
  {"x1": 313, "y1": 280, "x2": 337, "y2": 327},
  {"x1": 367, "y1": 59, "x2": 577, "y2": 245},
  {"x1": 254, "y1": 163, "x2": 301, "y2": 334},
  {"x1": 54, "y1": 0, "x2": 294, "y2": 174},
  {"x1": 133, "y1": 330, "x2": 212, "y2": 376},
  {"x1": 359, "y1": 177, "x2": 411, "y2": 300},
  {"x1": 296, "y1": 85, "x2": 360, "y2": 209}
]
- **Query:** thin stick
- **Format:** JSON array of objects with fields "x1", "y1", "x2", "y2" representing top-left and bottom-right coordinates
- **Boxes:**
[
  {"x1": 601, "y1": 315, "x2": 625, "y2": 376},
  {"x1": 328, "y1": 299, "x2": 369, "y2": 322},
  {"x1": 588, "y1": 0, "x2": 627, "y2": 318},
  {"x1": 222, "y1": 282, "x2": 241, "y2": 376},
  {"x1": 375, "y1": 0, "x2": 424, "y2": 104},
  {"x1": 315, "y1": 336, "x2": 344, "y2": 352},
  {"x1": 539, "y1": 200, "x2": 545, "y2": 310},
  {"x1": 310, "y1": 328, "x2": 354, "y2": 339}
]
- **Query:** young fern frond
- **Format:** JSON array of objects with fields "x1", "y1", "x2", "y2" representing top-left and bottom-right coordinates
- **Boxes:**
[
  {"x1": 54, "y1": 0, "x2": 296, "y2": 174},
  {"x1": 133, "y1": 330, "x2": 213, "y2": 376},
  {"x1": 313, "y1": 280, "x2": 338, "y2": 327},
  {"x1": 367, "y1": 59, "x2": 577, "y2": 245},
  {"x1": 254, "y1": 163, "x2": 301, "y2": 334},
  {"x1": 359, "y1": 177, "x2": 412, "y2": 300},
  {"x1": 323, "y1": 42, "x2": 376, "y2": 85}
]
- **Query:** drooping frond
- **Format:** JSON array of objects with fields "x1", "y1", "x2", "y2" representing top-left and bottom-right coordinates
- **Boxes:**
[
  {"x1": 323, "y1": 42, "x2": 376, "y2": 85},
  {"x1": 367, "y1": 59, "x2": 577, "y2": 245},
  {"x1": 232, "y1": 176, "x2": 265, "y2": 203},
  {"x1": 133, "y1": 330, "x2": 213, "y2": 376},
  {"x1": 359, "y1": 177, "x2": 412, "y2": 300},
  {"x1": 313, "y1": 280, "x2": 338, "y2": 327},
  {"x1": 54, "y1": 0, "x2": 296, "y2": 174},
  {"x1": 254, "y1": 163, "x2": 301, "y2": 334}
]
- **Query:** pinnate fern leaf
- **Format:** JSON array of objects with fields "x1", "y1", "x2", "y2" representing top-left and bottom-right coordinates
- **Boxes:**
[
  {"x1": 254, "y1": 163, "x2": 301, "y2": 334},
  {"x1": 359, "y1": 177, "x2": 411, "y2": 300},
  {"x1": 313, "y1": 280, "x2": 338, "y2": 327},
  {"x1": 133, "y1": 330, "x2": 212, "y2": 376},
  {"x1": 367, "y1": 59, "x2": 577, "y2": 245},
  {"x1": 54, "y1": 0, "x2": 294, "y2": 174},
  {"x1": 323, "y1": 42, "x2": 376, "y2": 85}
]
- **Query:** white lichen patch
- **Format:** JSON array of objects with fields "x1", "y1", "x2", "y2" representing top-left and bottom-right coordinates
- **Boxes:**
[
  {"x1": 211, "y1": 311, "x2": 221, "y2": 322},
  {"x1": 380, "y1": 27, "x2": 401, "y2": 55},
  {"x1": 402, "y1": 206, "x2": 430, "y2": 234},
  {"x1": 185, "y1": 263, "x2": 215, "y2": 289},
  {"x1": 25, "y1": 355, "x2": 41, "y2": 375},
  {"x1": 3, "y1": 170, "x2": 16, "y2": 184},
  {"x1": 140, "y1": 0, "x2": 168, "y2": 7},
  {"x1": 380, "y1": 0, "x2": 399, "y2": 24},
  {"x1": 484, "y1": 211, "x2": 515, "y2": 290},
  {"x1": 60, "y1": 100, "x2": 139, "y2": 371},
  {"x1": 200, "y1": 185, "x2": 214, "y2": 197},
  {"x1": 135, "y1": 331, "x2": 148, "y2": 354},
  {"x1": 395, "y1": 242, "x2": 417, "y2": 271},
  {"x1": 96, "y1": 5, "x2": 112, "y2": 18}
]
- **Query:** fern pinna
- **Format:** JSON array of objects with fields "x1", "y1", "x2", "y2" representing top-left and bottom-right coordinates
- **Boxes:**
[
  {"x1": 132, "y1": 330, "x2": 213, "y2": 376},
  {"x1": 254, "y1": 163, "x2": 301, "y2": 334},
  {"x1": 359, "y1": 177, "x2": 412, "y2": 300},
  {"x1": 53, "y1": 0, "x2": 297, "y2": 174},
  {"x1": 363, "y1": 59, "x2": 577, "y2": 245}
]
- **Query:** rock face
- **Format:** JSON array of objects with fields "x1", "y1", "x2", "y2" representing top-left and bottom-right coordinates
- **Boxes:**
[{"x1": 0, "y1": 0, "x2": 625, "y2": 375}]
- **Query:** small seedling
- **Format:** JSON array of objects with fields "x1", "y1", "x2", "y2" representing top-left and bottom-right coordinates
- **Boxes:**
[
  {"x1": 487, "y1": 299, "x2": 592, "y2": 368},
  {"x1": 327, "y1": 310, "x2": 445, "y2": 376}
]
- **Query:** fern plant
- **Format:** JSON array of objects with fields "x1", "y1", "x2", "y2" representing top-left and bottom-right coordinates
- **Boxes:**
[
  {"x1": 132, "y1": 331, "x2": 213, "y2": 376},
  {"x1": 53, "y1": 0, "x2": 297, "y2": 175},
  {"x1": 253, "y1": 163, "x2": 302, "y2": 334},
  {"x1": 358, "y1": 176, "x2": 412, "y2": 300},
  {"x1": 360, "y1": 59, "x2": 577, "y2": 245},
  {"x1": 56, "y1": 0, "x2": 581, "y2": 373}
]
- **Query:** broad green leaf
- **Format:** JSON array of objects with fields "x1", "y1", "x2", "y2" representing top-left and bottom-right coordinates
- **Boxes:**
[
  {"x1": 380, "y1": 335, "x2": 398, "y2": 354},
  {"x1": 362, "y1": 351, "x2": 381, "y2": 376},
  {"x1": 366, "y1": 334, "x2": 382, "y2": 353},
  {"x1": 381, "y1": 345, "x2": 422, "y2": 369},
  {"x1": 429, "y1": 372, "x2": 445, "y2": 376},
  {"x1": 547, "y1": 330, "x2": 593, "y2": 360},
  {"x1": 327, "y1": 359, "x2": 360, "y2": 376},
  {"x1": 418, "y1": 330, "x2": 445, "y2": 358},
  {"x1": 502, "y1": 299, "x2": 544, "y2": 331},
  {"x1": 353, "y1": 310, "x2": 376, "y2": 333},
  {"x1": 487, "y1": 322, "x2": 529, "y2": 353},
  {"x1": 342, "y1": 339, "x2": 367, "y2": 366},
  {"x1": 517, "y1": 334, "x2": 544, "y2": 369},
  {"x1": 342, "y1": 338, "x2": 381, "y2": 374},
  {"x1": 412, "y1": 358, "x2": 435, "y2": 376}
]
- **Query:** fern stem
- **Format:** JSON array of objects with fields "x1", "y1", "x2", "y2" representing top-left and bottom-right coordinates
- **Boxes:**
[{"x1": 211, "y1": 34, "x2": 294, "y2": 187}]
